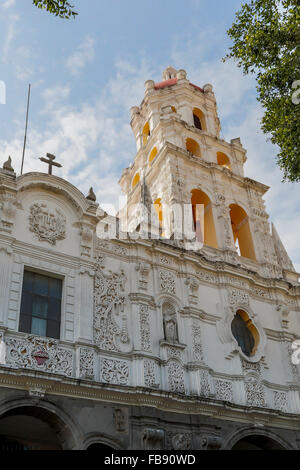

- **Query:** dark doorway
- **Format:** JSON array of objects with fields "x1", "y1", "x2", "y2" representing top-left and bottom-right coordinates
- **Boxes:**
[{"x1": 232, "y1": 435, "x2": 285, "y2": 450}]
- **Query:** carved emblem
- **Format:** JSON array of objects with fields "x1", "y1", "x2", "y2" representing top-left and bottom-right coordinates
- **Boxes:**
[{"x1": 29, "y1": 203, "x2": 66, "y2": 245}]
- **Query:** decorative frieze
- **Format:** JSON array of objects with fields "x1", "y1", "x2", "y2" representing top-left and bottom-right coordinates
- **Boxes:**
[
  {"x1": 192, "y1": 319, "x2": 203, "y2": 361},
  {"x1": 215, "y1": 379, "x2": 233, "y2": 402},
  {"x1": 167, "y1": 360, "x2": 185, "y2": 394},
  {"x1": 144, "y1": 359, "x2": 159, "y2": 388},
  {"x1": 93, "y1": 259, "x2": 127, "y2": 351},
  {"x1": 101, "y1": 358, "x2": 129, "y2": 385},
  {"x1": 228, "y1": 288, "x2": 249, "y2": 309},
  {"x1": 273, "y1": 391, "x2": 288, "y2": 412},
  {"x1": 5, "y1": 335, "x2": 73, "y2": 377},
  {"x1": 245, "y1": 379, "x2": 266, "y2": 407},
  {"x1": 79, "y1": 347, "x2": 95, "y2": 379},
  {"x1": 139, "y1": 304, "x2": 151, "y2": 352}
]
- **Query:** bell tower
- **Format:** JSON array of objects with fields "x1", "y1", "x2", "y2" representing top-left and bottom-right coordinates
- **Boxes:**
[{"x1": 119, "y1": 67, "x2": 297, "y2": 284}]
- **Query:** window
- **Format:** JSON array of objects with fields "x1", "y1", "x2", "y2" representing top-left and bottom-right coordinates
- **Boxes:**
[
  {"x1": 148, "y1": 146, "x2": 158, "y2": 164},
  {"x1": 142, "y1": 121, "x2": 150, "y2": 146},
  {"x1": 191, "y1": 189, "x2": 218, "y2": 248},
  {"x1": 186, "y1": 138, "x2": 201, "y2": 157},
  {"x1": 19, "y1": 270, "x2": 62, "y2": 339},
  {"x1": 217, "y1": 151, "x2": 231, "y2": 170},
  {"x1": 229, "y1": 204, "x2": 256, "y2": 260},
  {"x1": 231, "y1": 311, "x2": 255, "y2": 357},
  {"x1": 192, "y1": 107, "x2": 206, "y2": 131}
]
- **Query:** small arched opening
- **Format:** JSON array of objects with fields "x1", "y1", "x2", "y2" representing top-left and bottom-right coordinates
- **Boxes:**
[
  {"x1": 186, "y1": 138, "x2": 201, "y2": 157},
  {"x1": 154, "y1": 198, "x2": 163, "y2": 232},
  {"x1": 149, "y1": 147, "x2": 158, "y2": 164},
  {"x1": 142, "y1": 121, "x2": 150, "y2": 146},
  {"x1": 229, "y1": 204, "x2": 256, "y2": 260},
  {"x1": 192, "y1": 108, "x2": 206, "y2": 131},
  {"x1": 217, "y1": 151, "x2": 231, "y2": 170},
  {"x1": 191, "y1": 189, "x2": 218, "y2": 248},
  {"x1": 132, "y1": 172, "x2": 140, "y2": 189}
]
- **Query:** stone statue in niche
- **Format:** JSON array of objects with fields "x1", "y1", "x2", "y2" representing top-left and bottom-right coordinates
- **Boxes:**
[{"x1": 163, "y1": 303, "x2": 178, "y2": 343}]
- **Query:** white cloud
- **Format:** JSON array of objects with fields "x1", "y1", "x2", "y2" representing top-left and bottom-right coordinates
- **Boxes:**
[
  {"x1": 66, "y1": 35, "x2": 96, "y2": 76},
  {"x1": 2, "y1": 0, "x2": 15, "y2": 9},
  {"x1": 1, "y1": 14, "x2": 19, "y2": 63}
]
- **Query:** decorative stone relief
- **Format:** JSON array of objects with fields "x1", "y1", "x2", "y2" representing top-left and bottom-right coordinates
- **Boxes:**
[
  {"x1": 144, "y1": 359, "x2": 159, "y2": 388},
  {"x1": 79, "y1": 347, "x2": 94, "y2": 379},
  {"x1": 29, "y1": 203, "x2": 66, "y2": 245},
  {"x1": 160, "y1": 256, "x2": 172, "y2": 266},
  {"x1": 0, "y1": 194, "x2": 17, "y2": 233},
  {"x1": 135, "y1": 262, "x2": 151, "y2": 290},
  {"x1": 192, "y1": 319, "x2": 203, "y2": 362},
  {"x1": 228, "y1": 288, "x2": 249, "y2": 310},
  {"x1": 5, "y1": 335, "x2": 73, "y2": 377},
  {"x1": 113, "y1": 408, "x2": 128, "y2": 433},
  {"x1": 159, "y1": 270, "x2": 176, "y2": 294},
  {"x1": 142, "y1": 429, "x2": 165, "y2": 450},
  {"x1": 215, "y1": 379, "x2": 233, "y2": 402},
  {"x1": 97, "y1": 240, "x2": 128, "y2": 256},
  {"x1": 167, "y1": 360, "x2": 185, "y2": 394},
  {"x1": 185, "y1": 276, "x2": 199, "y2": 305},
  {"x1": 101, "y1": 358, "x2": 129, "y2": 385},
  {"x1": 200, "y1": 369, "x2": 212, "y2": 397},
  {"x1": 196, "y1": 270, "x2": 217, "y2": 284},
  {"x1": 79, "y1": 224, "x2": 93, "y2": 257},
  {"x1": 244, "y1": 378, "x2": 266, "y2": 407},
  {"x1": 201, "y1": 435, "x2": 222, "y2": 450},
  {"x1": 273, "y1": 391, "x2": 288, "y2": 412},
  {"x1": 139, "y1": 304, "x2": 151, "y2": 352},
  {"x1": 167, "y1": 432, "x2": 192, "y2": 450},
  {"x1": 166, "y1": 346, "x2": 182, "y2": 360},
  {"x1": 93, "y1": 256, "x2": 127, "y2": 352}
]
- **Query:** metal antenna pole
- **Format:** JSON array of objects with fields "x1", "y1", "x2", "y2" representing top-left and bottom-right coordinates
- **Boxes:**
[{"x1": 20, "y1": 84, "x2": 31, "y2": 175}]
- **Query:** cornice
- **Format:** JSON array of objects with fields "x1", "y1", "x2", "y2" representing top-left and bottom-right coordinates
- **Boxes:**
[{"x1": 0, "y1": 367, "x2": 298, "y2": 431}]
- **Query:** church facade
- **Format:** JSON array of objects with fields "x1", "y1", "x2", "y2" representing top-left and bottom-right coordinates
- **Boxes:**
[{"x1": 0, "y1": 67, "x2": 299, "y2": 450}]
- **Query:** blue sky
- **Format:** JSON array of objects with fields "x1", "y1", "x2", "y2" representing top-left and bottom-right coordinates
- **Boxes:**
[{"x1": 0, "y1": 0, "x2": 299, "y2": 272}]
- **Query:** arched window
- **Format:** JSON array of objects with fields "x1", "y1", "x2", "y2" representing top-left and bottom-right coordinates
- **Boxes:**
[
  {"x1": 191, "y1": 189, "x2": 218, "y2": 248},
  {"x1": 149, "y1": 147, "x2": 158, "y2": 164},
  {"x1": 229, "y1": 204, "x2": 256, "y2": 260},
  {"x1": 132, "y1": 172, "x2": 140, "y2": 188},
  {"x1": 231, "y1": 310, "x2": 258, "y2": 357},
  {"x1": 217, "y1": 151, "x2": 231, "y2": 170},
  {"x1": 154, "y1": 198, "x2": 163, "y2": 230},
  {"x1": 192, "y1": 108, "x2": 206, "y2": 131},
  {"x1": 142, "y1": 121, "x2": 150, "y2": 146},
  {"x1": 186, "y1": 138, "x2": 201, "y2": 157}
]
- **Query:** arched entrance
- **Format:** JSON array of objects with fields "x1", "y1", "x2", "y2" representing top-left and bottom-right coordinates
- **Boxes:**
[
  {"x1": 0, "y1": 405, "x2": 76, "y2": 450},
  {"x1": 231, "y1": 434, "x2": 286, "y2": 450}
]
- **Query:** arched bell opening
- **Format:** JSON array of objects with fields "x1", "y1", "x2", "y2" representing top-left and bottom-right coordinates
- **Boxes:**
[
  {"x1": 229, "y1": 204, "x2": 256, "y2": 260},
  {"x1": 191, "y1": 189, "x2": 218, "y2": 248}
]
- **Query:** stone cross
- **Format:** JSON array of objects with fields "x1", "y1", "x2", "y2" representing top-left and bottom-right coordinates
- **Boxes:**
[{"x1": 39, "y1": 153, "x2": 62, "y2": 175}]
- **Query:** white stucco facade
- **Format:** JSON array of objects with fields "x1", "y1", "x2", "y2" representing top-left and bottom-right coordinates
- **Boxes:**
[{"x1": 0, "y1": 67, "x2": 299, "y2": 450}]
